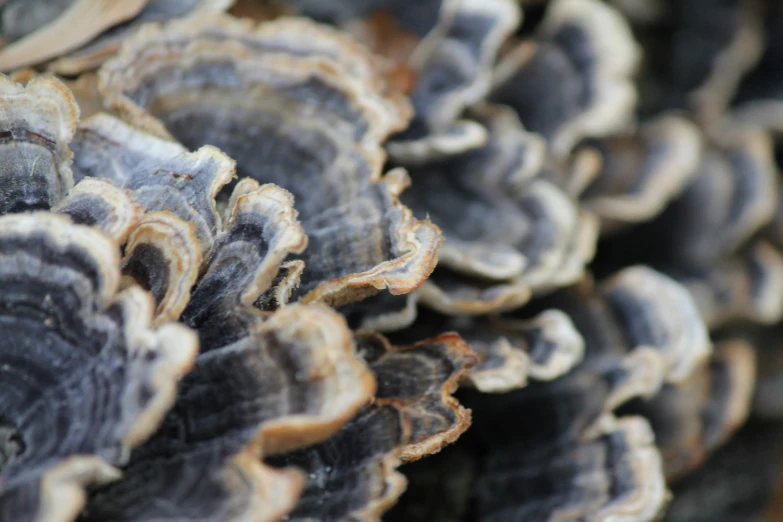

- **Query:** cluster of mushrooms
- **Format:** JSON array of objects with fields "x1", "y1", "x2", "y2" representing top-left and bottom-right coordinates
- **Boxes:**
[{"x1": 1, "y1": 0, "x2": 783, "y2": 521}]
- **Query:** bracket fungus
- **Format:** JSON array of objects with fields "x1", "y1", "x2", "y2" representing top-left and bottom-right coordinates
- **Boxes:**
[
  {"x1": 578, "y1": 114, "x2": 703, "y2": 231},
  {"x1": 0, "y1": 213, "x2": 197, "y2": 522},
  {"x1": 0, "y1": 0, "x2": 235, "y2": 73},
  {"x1": 267, "y1": 332, "x2": 475, "y2": 521},
  {"x1": 98, "y1": 14, "x2": 441, "y2": 309},
  {"x1": 0, "y1": 74, "x2": 78, "y2": 214},
  {"x1": 3, "y1": 0, "x2": 783, "y2": 520},
  {"x1": 491, "y1": 0, "x2": 640, "y2": 157}
]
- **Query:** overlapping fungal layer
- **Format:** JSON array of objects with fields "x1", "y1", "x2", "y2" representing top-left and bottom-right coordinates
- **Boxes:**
[
  {"x1": 465, "y1": 383, "x2": 667, "y2": 522},
  {"x1": 382, "y1": 265, "x2": 711, "y2": 521},
  {"x1": 0, "y1": 0, "x2": 235, "y2": 73},
  {"x1": 0, "y1": 74, "x2": 78, "y2": 213},
  {"x1": 82, "y1": 304, "x2": 375, "y2": 522},
  {"x1": 98, "y1": 13, "x2": 441, "y2": 309},
  {"x1": 0, "y1": 39, "x2": 471, "y2": 520},
  {"x1": 64, "y1": 133, "x2": 401, "y2": 519},
  {"x1": 0, "y1": 74, "x2": 146, "y2": 240},
  {"x1": 287, "y1": 2, "x2": 766, "y2": 513},
  {"x1": 70, "y1": 112, "x2": 238, "y2": 324},
  {"x1": 379, "y1": 305, "x2": 584, "y2": 395},
  {"x1": 538, "y1": 269, "x2": 759, "y2": 485},
  {"x1": 0, "y1": 213, "x2": 197, "y2": 522},
  {"x1": 384, "y1": 0, "x2": 522, "y2": 163},
  {"x1": 577, "y1": 114, "x2": 703, "y2": 231},
  {"x1": 4, "y1": 0, "x2": 783, "y2": 519},
  {"x1": 398, "y1": 103, "x2": 597, "y2": 317},
  {"x1": 46, "y1": 15, "x2": 471, "y2": 519},
  {"x1": 267, "y1": 333, "x2": 476, "y2": 521},
  {"x1": 596, "y1": 121, "x2": 783, "y2": 329},
  {"x1": 490, "y1": 0, "x2": 640, "y2": 157}
]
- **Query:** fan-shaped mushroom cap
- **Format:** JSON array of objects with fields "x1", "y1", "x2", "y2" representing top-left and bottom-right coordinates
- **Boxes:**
[
  {"x1": 84, "y1": 304, "x2": 374, "y2": 521},
  {"x1": 664, "y1": 125, "x2": 777, "y2": 267},
  {"x1": 460, "y1": 310, "x2": 585, "y2": 393},
  {"x1": 269, "y1": 406, "x2": 408, "y2": 522},
  {"x1": 71, "y1": 113, "x2": 236, "y2": 259},
  {"x1": 99, "y1": 14, "x2": 441, "y2": 308},
  {"x1": 0, "y1": 74, "x2": 78, "y2": 214},
  {"x1": 356, "y1": 333, "x2": 477, "y2": 460},
  {"x1": 579, "y1": 114, "x2": 703, "y2": 231},
  {"x1": 387, "y1": 0, "x2": 521, "y2": 162},
  {"x1": 463, "y1": 372, "x2": 668, "y2": 522},
  {"x1": 401, "y1": 104, "x2": 545, "y2": 280},
  {"x1": 120, "y1": 211, "x2": 203, "y2": 325},
  {"x1": 598, "y1": 266, "x2": 712, "y2": 384},
  {"x1": 593, "y1": 122, "x2": 783, "y2": 328},
  {"x1": 386, "y1": 265, "x2": 709, "y2": 522},
  {"x1": 0, "y1": 212, "x2": 197, "y2": 521},
  {"x1": 527, "y1": 267, "x2": 710, "y2": 417},
  {"x1": 491, "y1": 0, "x2": 640, "y2": 157},
  {"x1": 181, "y1": 182, "x2": 308, "y2": 352},
  {"x1": 682, "y1": 240, "x2": 783, "y2": 328},
  {"x1": 52, "y1": 178, "x2": 145, "y2": 244},
  {"x1": 379, "y1": 305, "x2": 585, "y2": 394},
  {"x1": 0, "y1": 0, "x2": 235, "y2": 73},
  {"x1": 268, "y1": 332, "x2": 474, "y2": 522},
  {"x1": 476, "y1": 417, "x2": 667, "y2": 522},
  {"x1": 393, "y1": 103, "x2": 596, "y2": 315}
]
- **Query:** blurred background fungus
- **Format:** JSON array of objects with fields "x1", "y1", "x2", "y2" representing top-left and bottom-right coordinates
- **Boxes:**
[{"x1": 1, "y1": 0, "x2": 783, "y2": 521}]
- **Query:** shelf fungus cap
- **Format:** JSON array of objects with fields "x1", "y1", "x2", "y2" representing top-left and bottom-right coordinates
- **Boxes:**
[
  {"x1": 269, "y1": 406, "x2": 408, "y2": 522},
  {"x1": 52, "y1": 178, "x2": 146, "y2": 244},
  {"x1": 580, "y1": 114, "x2": 703, "y2": 231},
  {"x1": 466, "y1": 372, "x2": 669, "y2": 522},
  {"x1": 83, "y1": 303, "x2": 375, "y2": 521},
  {"x1": 0, "y1": 0, "x2": 150, "y2": 72},
  {"x1": 0, "y1": 0, "x2": 235, "y2": 73},
  {"x1": 461, "y1": 310, "x2": 586, "y2": 393},
  {"x1": 398, "y1": 103, "x2": 595, "y2": 315},
  {"x1": 683, "y1": 240, "x2": 783, "y2": 328},
  {"x1": 181, "y1": 181, "x2": 308, "y2": 351},
  {"x1": 0, "y1": 212, "x2": 197, "y2": 522},
  {"x1": 387, "y1": 0, "x2": 521, "y2": 162},
  {"x1": 71, "y1": 112, "x2": 237, "y2": 261},
  {"x1": 120, "y1": 211, "x2": 203, "y2": 326},
  {"x1": 0, "y1": 74, "x2": 78, "y2": 214},
  {"x1": 268, "y1": 331, "x2": 475, "y2": 521},
  {"x1": 536, "y1": 266, "x2": 711, "y2": 414},
  {"x1": 599, "y1": 266, "x2": 712, "y2": 384},
  {"x1": 417, "y1": 182, "x2": 597, "y2": 316},
  {"x1": 98, "y1": 14, "x2": 441, "y2": 308},
  {"x1": 492, "y1": 0, "x2": 640, "y2": 157},
  {"x1": 402, "y1": 104, "x2": 547, "y2": 281},
  {"x1": 394, "y1": 306, "x2": 585, "y2": 394},
  {"x1": 661, "y1": 124, "x2": 778, "y2": 268},
  {"x1": 357, "y1": 332, "x2": 477, "y2": 460}
]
